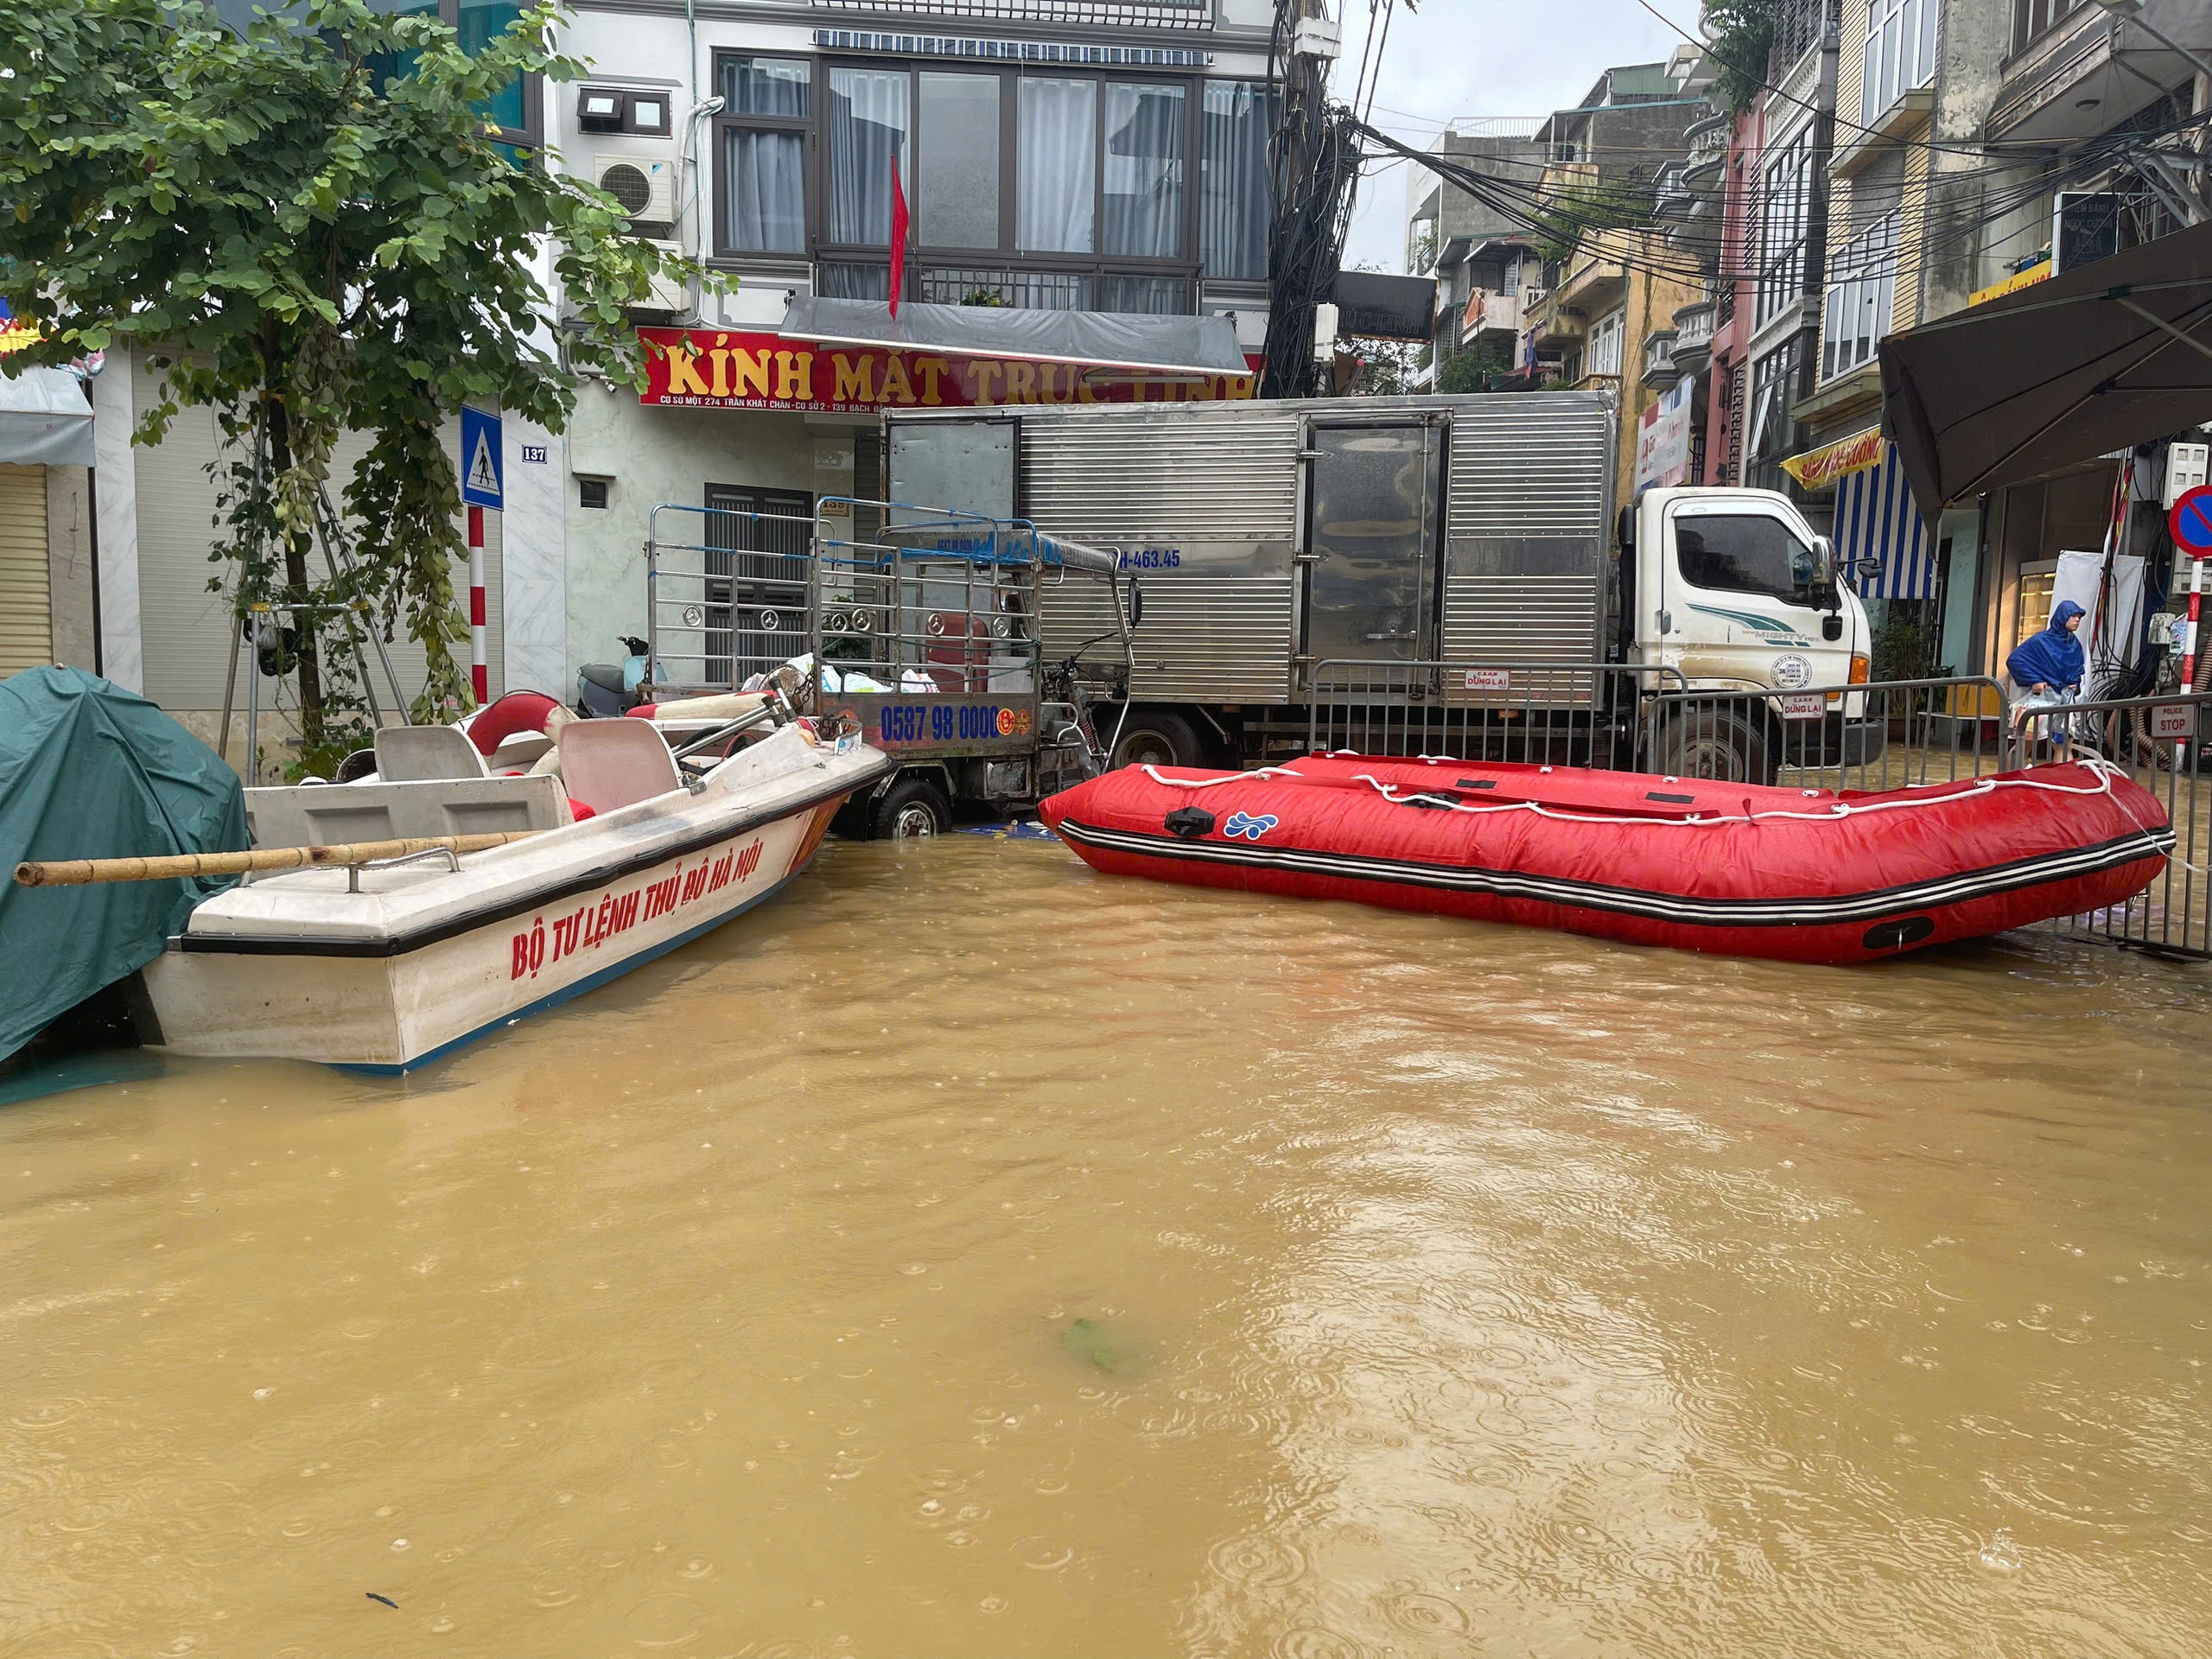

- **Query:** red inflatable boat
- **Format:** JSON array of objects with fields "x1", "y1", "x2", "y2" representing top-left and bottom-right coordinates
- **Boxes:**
[{"x1": 1039, "y1": 754, "x2": 2174, "y2": 964}]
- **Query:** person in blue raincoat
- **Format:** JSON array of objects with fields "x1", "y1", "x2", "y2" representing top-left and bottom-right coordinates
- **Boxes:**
[{"x1": 2006, "y1": 598, "x2": 2086, "y2": 757}]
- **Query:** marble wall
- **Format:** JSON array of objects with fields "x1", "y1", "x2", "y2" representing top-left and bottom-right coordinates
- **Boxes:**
[
  {"x1": 91, "y1": 349, "x2": 142, "y2": 692},
  {"x1": 561, "y1": 383, "x2": 825, "y2": 689},
  {"x1": 499, "y1": 410, "x2": 567, "y2": 697}
]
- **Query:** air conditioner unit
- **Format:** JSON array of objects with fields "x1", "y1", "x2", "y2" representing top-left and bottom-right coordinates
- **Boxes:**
[
  {"x1": 639, "y1": 238, "x2": 690, "y2": 316},
  {"x1": 590, "y1": 144, "x2": 677, "y2": 231}
]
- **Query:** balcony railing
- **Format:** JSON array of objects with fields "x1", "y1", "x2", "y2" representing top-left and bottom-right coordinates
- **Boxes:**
[
  {"x1": 1673, "y1": 300, "x2": 1715, "y2": 352},
  {"x1": 1465, "y1": 287, "x2": 1522, "y2": 339},
  {"x1": 1641, "y1": 329, "x2": 1681, "y2": 386},
  {"x1": 1683, "y1": 111, "x2": 1730, "y2": 193}
]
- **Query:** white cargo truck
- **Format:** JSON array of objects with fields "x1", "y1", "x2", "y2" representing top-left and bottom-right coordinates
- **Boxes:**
[{"x1": 885, "y1": 392, "x2": 1879, "y2": 785}]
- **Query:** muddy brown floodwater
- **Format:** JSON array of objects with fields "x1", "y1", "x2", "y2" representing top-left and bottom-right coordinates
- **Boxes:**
[{"x1": 3, "y1": 834, "x2": 2209, "y2": 1658}]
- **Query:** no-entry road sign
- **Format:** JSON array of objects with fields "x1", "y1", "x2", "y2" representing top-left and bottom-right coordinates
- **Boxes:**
[{"x1": 2170, "y1": 484, "x2": 2212, "y2": 558}]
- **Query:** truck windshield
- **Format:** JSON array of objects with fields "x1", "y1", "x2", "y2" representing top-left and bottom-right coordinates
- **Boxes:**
[{"x1": 1675, "y1": 513, "x2": 1821, "y2": 606}]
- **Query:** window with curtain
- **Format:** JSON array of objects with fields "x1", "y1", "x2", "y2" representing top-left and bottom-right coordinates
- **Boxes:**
[
  {"x1": 828, "y1": 67, "x2": 910, "y2": 248},
  {"x1": 1102, "y1": 274, "x2": 1188, "y2": 314},
  {"x1": 1018, "y1": 79, "x2": 1096, "y2": 254},
  {"x1": 718, "y1": 57, "x2": 810, "y2": 255},
  {"x1": 1863, "y1": 0, "x2": 1938, "y2": 123},
  {"x1": 1756, "y1": 123, "x2": 1813, "y2": 328},
  {"x1": 1821, "y1": 212, "x2": 1897, "y2": 378},
  {"x1": 1587, "y1": 309, "x2": 1624, "y2": 378},
  {"x1": 818, "y1": 262, "x2": 892, "y2": 300},
  {"x1": 1745, "y1": 340, "x2": 1801, "y2": 492},
  {"x1": 1201, "y1": 81, "x2": 1269, "y2": 281},
  {"x1": 1102, "y1": 83, "x2": 1184, "y2": 259},
  {"x1": 1821, "y1": 158, "x2": 1902, "y2": 380},
  {"x1": 918, "y1": 74, "x2": 1000, "y2": 251}
]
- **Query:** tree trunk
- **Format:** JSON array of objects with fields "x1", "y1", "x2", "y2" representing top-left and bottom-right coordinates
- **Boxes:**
[{"x1": 265, "y1": 392, "x2": 324, "y2": 755}]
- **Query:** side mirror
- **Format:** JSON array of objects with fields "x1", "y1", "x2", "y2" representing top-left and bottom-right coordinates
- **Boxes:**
[
  {"x1": 1123, "y1": 577, "x2": 1143, "y2": 628},
  {"x1": 1821, "y1": 613, "x2": 1844, "y2": 641},
  {"x1": 1616, "y1": 505, "x2": 1635, "y2": 553},
  {"x1": 1810, "y1": 534, "x2": 1835, "y2": 580}
]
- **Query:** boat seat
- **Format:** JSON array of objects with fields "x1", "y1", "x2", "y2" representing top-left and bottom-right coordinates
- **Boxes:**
[
  {"x1": 559, "y1": 719, "x2": 683, "y2": 815},
  {"x1": 374, "y1": 724, "x2": 490, "y2": 783},
  {"x1": 245, "y1": 773, "x2": 570, "y2": 849}
]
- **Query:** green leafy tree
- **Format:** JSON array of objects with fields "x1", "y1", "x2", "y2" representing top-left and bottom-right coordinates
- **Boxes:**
[
  {"x1": 1436, "y1": 337, "x2": 1512, "y2": 394},
  {"x1": 0, "y1": 0, "x2": 707, "y2": 767},
  {"x1": 1702, "y1": 0, "x2": 1778, "y2": 117},
  {"x1": 1530, "y1": 178, "x2": 1656, "y2": 264}
]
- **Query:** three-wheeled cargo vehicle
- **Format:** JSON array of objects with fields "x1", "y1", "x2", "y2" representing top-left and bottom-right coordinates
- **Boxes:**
[{"x1": 643, "y1": 496, "x2": 1135, "y2": 836}]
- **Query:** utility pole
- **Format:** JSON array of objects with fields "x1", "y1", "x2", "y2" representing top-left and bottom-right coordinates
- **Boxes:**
[{"x1": 1261, "y1": 0, "x2": 1352, "y2": 397}]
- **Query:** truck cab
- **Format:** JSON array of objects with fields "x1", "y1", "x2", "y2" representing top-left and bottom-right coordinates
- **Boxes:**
[{"x1": 1625, "y1": 486, "x2": 1878, "y2": 781}]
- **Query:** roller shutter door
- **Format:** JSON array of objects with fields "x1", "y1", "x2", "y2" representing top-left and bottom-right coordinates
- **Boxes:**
[{"x1": 0, "y1": 464, "x2": 53, "y2": 677}]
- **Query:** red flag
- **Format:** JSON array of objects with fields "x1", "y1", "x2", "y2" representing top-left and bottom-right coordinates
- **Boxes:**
[{"x1": 889, "y1": 154, "x2": 909, "y2": 320}]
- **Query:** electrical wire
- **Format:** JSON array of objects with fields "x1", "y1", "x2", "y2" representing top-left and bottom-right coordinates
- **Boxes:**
[
  {"x1": 1358, "y1": 105, "x2": 2203, "y2": 289},
  {"x1": 1630, "y1": 0, "x2": 2202, "y2": 161}
]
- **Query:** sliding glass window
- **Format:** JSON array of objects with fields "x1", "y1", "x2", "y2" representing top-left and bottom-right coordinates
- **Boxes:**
[
  {"x1": 714, "y1": 56, "x2": 1224, "y2": 314},
  {"x1": 1103, "y1": 83, "x2": 1184, "y2": 258},
  {"x1": 1202, "y1": 81, "x2": 1269, "y2": 280},
  {"x1": 827, "y1": 67, "x2": 909, "y2": 248},
  {"x1": 1018, "y1": 79, "x2": 1097, "y2": 254},
  {"x1": 918, "y1": 73, "x2": 1000, "y2": 251},
  {"x1": 717, "y1": 57, "x2": 810, "y2": 255}
]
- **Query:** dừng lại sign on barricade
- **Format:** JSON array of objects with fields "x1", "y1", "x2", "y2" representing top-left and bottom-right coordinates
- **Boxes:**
[{"x1": 638, "y1": 327, "x2": 1262, "y2": 411}]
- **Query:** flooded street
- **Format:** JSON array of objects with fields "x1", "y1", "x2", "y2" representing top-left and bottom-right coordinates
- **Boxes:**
[{"x1": 3, "y1": 835, "x2": 2208, "y2": 1658}]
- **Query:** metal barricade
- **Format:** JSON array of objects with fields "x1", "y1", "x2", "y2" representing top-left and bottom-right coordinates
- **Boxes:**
[
  {"x1": 1306, "y1": 660, "x2": 1688, "y2": 768},
  {"x1": 2001, "y1": 687, "x2": 2212, "y2": 958},
  {"x1": 810, "y1": 500, "x2": 1035, "y2": 702},
  {"x1": 645, "y1": 502, "x2": 816, "y2": 697},
  {"x1": 1309, "y1": 660, "x2": 2212, "y2": 961},
  {"x1": 1638, "y1": 677, "x2": 2012, "y2": 793}
]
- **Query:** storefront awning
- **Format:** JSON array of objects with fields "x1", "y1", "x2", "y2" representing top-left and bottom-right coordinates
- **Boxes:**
[
  {"x1": 1833, "y1": 440, "x2": 1933, "y2": 601},
  {"x1": 1779, "y1": 425, "x2": 1884, "y2": 491},
  {"x1": 1880, "y1": 220, "x2": 2212, "y2": 514},
  {"x1": 0, "y1": 365, "x2": 93, "y2": 468},
  {"x1": 779, "y1": 296, "x2": 1249, "y2": 377}
]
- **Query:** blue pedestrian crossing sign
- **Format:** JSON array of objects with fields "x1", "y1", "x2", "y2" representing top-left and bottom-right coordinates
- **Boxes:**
[{"x1": 461, "y1": 407, "x2": 503, "y2": 511}]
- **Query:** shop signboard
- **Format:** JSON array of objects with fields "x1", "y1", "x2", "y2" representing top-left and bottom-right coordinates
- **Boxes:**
[
  {"x1": 638, "y1": 327, "x2": 1262, "y2": 412},
  {"x1": 1633, "y1": 378, "x2": 1694, "y2": 492},
  {"x1": 1779, "y1": 426, "x2": 1885, "y2": 491}
]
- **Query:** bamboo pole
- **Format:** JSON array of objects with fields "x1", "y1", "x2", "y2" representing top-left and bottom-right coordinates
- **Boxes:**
[{"x1": 14, "y1": 831, "x2": 539, "y2": 889}]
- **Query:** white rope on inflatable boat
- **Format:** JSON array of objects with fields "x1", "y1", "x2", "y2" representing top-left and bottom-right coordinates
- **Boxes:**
[{"x1": 1139, "y1": 754, "x2": 2162, "y2": 836}]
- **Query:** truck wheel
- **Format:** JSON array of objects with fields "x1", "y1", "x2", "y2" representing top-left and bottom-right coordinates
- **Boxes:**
[
  {"x1": 1657, "y1": 708, "x2": 1776, "y2": 786},
  {"x1": 1109, "y1": 709, "x2": 1204, "y2": 770},
  {"x1": 871, "y1": 774, "x2": 951, "y2": 840}
]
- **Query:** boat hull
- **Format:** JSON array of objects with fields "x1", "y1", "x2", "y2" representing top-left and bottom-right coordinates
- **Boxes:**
[
  {"x1": 142, "y1": 732, "x2": 881, "y2": 1069},
  {"x1": 1039, "y1": 756, "x2": 2175, "y2": 965}
]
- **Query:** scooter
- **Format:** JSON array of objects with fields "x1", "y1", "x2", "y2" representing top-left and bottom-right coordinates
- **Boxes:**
[{"x1": 576, "y1": 636, "x2": 653, "y2": 717}]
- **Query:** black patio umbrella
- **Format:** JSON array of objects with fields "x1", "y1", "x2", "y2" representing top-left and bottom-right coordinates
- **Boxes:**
[{"x1": 1880, "y1": 220, "x2": 2212, "y2": 515}]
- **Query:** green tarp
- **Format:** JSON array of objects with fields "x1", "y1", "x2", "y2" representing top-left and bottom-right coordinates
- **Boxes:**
[{"x1": 0, "y1": 666, "x2": 247, "y2": 1061}]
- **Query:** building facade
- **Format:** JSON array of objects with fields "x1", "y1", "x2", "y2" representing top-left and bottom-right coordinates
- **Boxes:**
[
  {"x1": 1402, "y1": 123, "x2": 1549, "y2": 387},
  {"x1": 1515, "y1": 62, "x2": 1706, "y2": 505},
  {"x1": 1784, "y1": 0, "x2": 2210, "y2": 686},
  {"x1": 549, "y1": 0, "x2": 1281, "y2": 691}
]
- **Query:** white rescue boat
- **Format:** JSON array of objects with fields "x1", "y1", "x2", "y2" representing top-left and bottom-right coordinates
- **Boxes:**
[{"x1": 139, "y1": 715, "x2": 889, "y2": 1071}]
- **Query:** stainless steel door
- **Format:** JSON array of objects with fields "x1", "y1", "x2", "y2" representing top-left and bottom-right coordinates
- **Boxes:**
[{"x1": 1304, "y1": 423, "x2": 1440, "y2": 667}]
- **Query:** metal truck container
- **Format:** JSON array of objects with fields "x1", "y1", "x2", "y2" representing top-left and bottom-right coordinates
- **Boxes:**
[{"x1": 887, "y1": 393, "x2": 1877, "y2": 783}]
